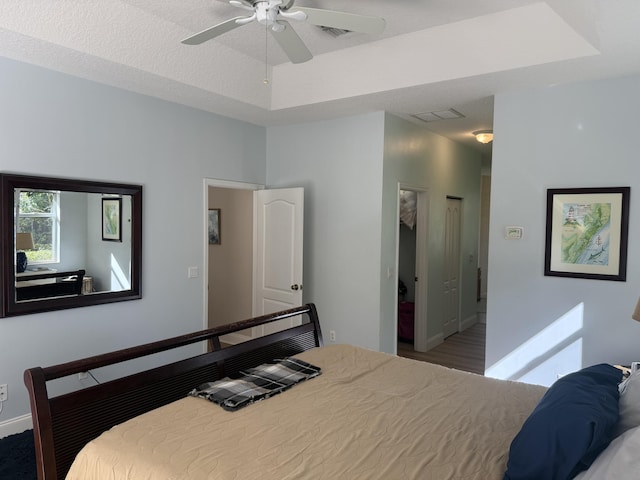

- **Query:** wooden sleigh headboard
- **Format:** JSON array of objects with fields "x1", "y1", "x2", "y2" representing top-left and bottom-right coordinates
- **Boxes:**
[
  {"x1": 24, "y1": 303, "x2": 323, "y2": 480},
  {"x1": 16, "y1": 269, "x2": 85, "y2": 301}
]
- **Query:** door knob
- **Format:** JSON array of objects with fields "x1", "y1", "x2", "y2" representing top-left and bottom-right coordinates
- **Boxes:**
[{"x1": 291, "y1": 284, "x2": 302, "y2": 291}]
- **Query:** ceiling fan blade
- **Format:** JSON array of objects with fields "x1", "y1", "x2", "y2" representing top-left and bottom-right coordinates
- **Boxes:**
[
  {"x1": 292, "y1": 7, "x2": 385, "y2": 35},
  {"x1": 181, "y1": 16, "x2": 250, "y2": 45},
  {"x1": 270, "y1": 21, "x2": 313, "y2": 64},
  {"x1": 229, "y1": 0, "x2": 254, "y2": 11}
]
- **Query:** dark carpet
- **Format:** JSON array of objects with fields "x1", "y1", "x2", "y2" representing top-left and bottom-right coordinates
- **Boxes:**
[{"x1": 0, "y1": 429, "x2": 36, "y2": 479}]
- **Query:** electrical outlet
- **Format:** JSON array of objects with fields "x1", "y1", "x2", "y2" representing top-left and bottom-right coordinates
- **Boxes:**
[
  {"x1": 329, "y1": 330, "x2": 336, "y2": 342},
  {"x1": 0, "y1": 384, "x2": 7, "y2": 402}
]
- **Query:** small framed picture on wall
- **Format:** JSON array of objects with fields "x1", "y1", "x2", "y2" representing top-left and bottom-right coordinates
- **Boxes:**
[
  {"x1": 208, "y1": 208, "x2": 221, "y2": 245},
  {"x1": 102, "y1": 197, "x2": 122, "y2": 242}
]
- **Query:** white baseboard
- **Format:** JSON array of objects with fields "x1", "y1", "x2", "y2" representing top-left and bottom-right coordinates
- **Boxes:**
[
  {"x1": 460, "y1": 313, "x2": 477, "y2": 331},
  {"x1": 0, "y1": 413, "x2": 32, "y2": 439},
  {"x1": 419, "y1": 315, "x2": 477, "y2": 353},
  {"x1": 425, "y1": 332, "x2": 444, "y2": 352}
]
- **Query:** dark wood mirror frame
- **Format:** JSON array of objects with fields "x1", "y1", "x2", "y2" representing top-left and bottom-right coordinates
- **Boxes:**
[{"x1": 0, "y1": 173, "x2": 142, "y2": 317}]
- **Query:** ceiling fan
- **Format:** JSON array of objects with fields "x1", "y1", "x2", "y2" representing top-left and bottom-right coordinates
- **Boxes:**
[{"x1": 181, "y1": 0, "x2": 386, "y2": 64}]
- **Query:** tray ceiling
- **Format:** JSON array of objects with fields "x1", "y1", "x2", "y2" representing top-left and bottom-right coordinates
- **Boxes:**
[{"x1": 1, "y1": 0, "x2": 639, "y2": 153}]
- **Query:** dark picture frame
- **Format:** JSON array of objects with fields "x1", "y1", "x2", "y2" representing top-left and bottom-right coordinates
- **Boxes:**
[
  {"x1": 208, "y1": 208, "x2": 221, "y2": 245},
  {"x1": 102, "y1": 197, "x2": 122, "y2": 242},
  {"x1": 544, "y1": 187, "x2": 630, "y2": 281}
]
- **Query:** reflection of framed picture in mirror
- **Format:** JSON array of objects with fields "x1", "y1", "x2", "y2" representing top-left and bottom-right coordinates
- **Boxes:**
[
  {"x1": 208, "y1": 208, "x2": 220, "y2": 245},
  {"x1": 102, "y1": 197, "x2": 122, "y2": 242}
]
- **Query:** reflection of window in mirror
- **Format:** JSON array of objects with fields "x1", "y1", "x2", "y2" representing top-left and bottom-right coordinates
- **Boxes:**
[{"x1": 16, "y1": 189, "x2": 60, "y2": 267}]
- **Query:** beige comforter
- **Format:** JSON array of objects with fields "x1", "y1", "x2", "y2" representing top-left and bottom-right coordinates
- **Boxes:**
[{"x1": 66, "y1": 344, "x2": 546, "y2": 480}]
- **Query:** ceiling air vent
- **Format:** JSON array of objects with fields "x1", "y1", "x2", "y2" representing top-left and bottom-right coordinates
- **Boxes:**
[
  {"x1": 412, "y1": 109, "x2": 465, "y2": 123},
  {"x1": 319, "y1": 26, "x2": 352, "y2": 37}
]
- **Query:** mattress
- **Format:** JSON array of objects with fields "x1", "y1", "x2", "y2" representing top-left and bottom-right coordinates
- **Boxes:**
[{"x1": 66, "y1": 344, "x2": 546, "y2": 480}]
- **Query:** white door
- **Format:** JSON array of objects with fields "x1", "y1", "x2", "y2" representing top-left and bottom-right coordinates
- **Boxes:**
[
  {"x1": 252, "y1": 188, "x2": 304, "y2": 336},
  {"x1": 443, "y1": 197, "x2": 461, "y2": 338}
]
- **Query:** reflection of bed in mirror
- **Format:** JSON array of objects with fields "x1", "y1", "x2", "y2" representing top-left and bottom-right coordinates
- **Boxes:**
[{"x1": 16, "y1": 269, "x2": 85, "y2": 301}]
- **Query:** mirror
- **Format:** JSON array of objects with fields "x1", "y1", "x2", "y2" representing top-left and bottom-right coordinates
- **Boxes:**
[{"x1": 1, "y1": 173, "x2": 142, "y2": 317}]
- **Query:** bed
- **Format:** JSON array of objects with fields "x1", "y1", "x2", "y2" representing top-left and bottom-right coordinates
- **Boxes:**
[
  {"x1": 24, "y1": 304, "x2": 640, "y2": 480},
  {"x1": 16, "y1": 269, "x2": 85, "y2": 301}
]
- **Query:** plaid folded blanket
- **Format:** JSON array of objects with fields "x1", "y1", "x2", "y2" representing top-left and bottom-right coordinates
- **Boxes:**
[{"x1": 189, "y1": 358, "x2": 321, "y2": 411}]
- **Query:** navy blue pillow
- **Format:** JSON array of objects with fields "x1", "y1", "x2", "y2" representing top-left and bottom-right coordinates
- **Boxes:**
[{"x1": 504, "y1": 364, "x2": 622, "y2": 480}]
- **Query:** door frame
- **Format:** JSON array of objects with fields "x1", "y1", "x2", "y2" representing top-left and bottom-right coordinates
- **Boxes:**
[
  {"x1": 396, "y1": 183, "x2": 429, "y2": 353},
  {"x1": 203, "y1": 178, "x2": 264, "y2": 335}
]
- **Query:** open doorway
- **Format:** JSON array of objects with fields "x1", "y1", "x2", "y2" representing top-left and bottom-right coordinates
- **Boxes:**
[
  {"x1": 397, "y1": 185, "x2": 489, "y2": 374},
  {"x1": 204, "y1": 179, "x2": 262, "y2": 342},
  {"x1": 396, "y1": 186, "x2": 429, "y2": 354},
  {"x1": 203, "y1": 179, "x2": 305, "y2": 345}
]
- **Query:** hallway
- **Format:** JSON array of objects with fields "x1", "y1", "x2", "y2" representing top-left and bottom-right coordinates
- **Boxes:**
[{"x1": 397, "y1": 322, "x2": 486, "y2": 375}]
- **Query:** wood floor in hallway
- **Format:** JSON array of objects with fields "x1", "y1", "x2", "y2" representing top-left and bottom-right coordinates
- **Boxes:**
[{"x1": 397, "y1": 322, "x2": 486, "y2": 375}]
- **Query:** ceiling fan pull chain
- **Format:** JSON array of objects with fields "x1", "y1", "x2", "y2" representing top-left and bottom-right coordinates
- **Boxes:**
[{"x1": 264, "y1": 20, "x2": 269, "y2": 85}]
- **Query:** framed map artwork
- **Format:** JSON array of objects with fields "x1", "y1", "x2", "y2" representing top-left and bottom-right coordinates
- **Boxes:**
[{"x1": 544, "y1": 187, "x2": 630, "y2": 281}]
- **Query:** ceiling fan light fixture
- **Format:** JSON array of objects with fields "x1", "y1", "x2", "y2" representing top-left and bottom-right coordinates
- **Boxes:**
[
  {"x1": 473, "y1": 130, "x2": 493, "y2": 144},
  {"x1": 255, "y1": 0, "x2": 280, "y2": 27}
]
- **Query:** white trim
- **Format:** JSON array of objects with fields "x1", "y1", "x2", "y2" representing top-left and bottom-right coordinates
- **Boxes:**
[
  {"x1": 460, "y1": 313, "x2": 477, "y2": 331},
  {"x1": 0, "y1": 413, "x2": 32, "y2": 439},
  {"x1": 204, "y1": 178, "x2": 264, "y2": 191},
  {"x1": 425, "y1": 332, "x2": 444, "y2": 352},
  {"x1": 424, "y1": 317, "x2": 477, "y2": 353}
]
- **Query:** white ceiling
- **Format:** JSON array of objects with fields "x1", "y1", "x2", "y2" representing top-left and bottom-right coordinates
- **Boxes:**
[{"x1": 1, "y1": 0, "x2": 639, "y2": 156}]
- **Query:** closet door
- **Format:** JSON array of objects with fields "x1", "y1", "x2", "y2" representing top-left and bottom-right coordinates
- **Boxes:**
[{"x1": 443, "y1": 197, "x2": 461, "y2": 338}]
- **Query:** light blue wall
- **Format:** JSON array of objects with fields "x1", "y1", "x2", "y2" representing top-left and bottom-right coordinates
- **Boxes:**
[
  {"x1": 0, "y1": 56, "x2": 266, "y2": 424},
  {"x1": 487, "y1": 74, "x2": 640, "y2": 386},
  {"x1": 266, "y1": 113, "x2": 386, "y2": 351},
  {"x1": 266, "y1": 112, "x2": 482, "y2": 355},
  {"x1": 57, "y1": 191, "x2": 88, "y2": 271},
  {"x1": 85, "y1": 194, "x2": 132, "y2": 292},
  {"x1": 381, "y1": 114, "x2": 482, "y2": 353}
]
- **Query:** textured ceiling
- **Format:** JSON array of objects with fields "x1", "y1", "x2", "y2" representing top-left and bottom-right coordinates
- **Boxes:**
[{"x1": 1, "y1": 0, "x2": 639, "y2": 156}]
